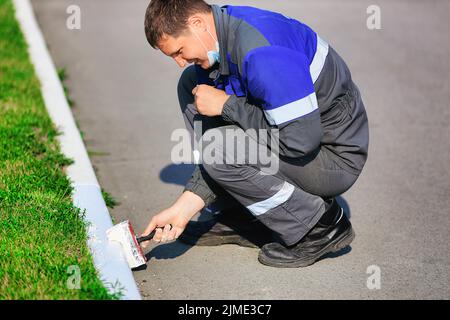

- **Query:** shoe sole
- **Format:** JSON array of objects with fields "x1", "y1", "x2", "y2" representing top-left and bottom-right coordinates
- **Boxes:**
[
  {"x1": 178, "y1": 233, "x2": 259, "y2": 248},
  {"x1": 257, "y1": 227, "x2": 356, "y2": 268}
]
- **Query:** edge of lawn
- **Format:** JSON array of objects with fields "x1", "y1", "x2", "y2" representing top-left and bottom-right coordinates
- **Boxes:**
[{"x1": 0, "y1": 0, "x2": 140, "y2": 299}]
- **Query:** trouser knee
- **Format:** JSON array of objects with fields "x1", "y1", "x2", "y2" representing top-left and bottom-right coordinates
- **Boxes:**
[
  {"x1": 177, "y1": 65, "x2": 197, "y2": 111},
  {"x1": 200, "y1": 125, "x2": 261, "y2": 180}
]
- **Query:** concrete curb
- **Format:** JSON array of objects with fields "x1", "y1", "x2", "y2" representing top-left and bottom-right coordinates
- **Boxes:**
[{"x1": 13, "y1": 0, "x2": 141, "y2": 300}]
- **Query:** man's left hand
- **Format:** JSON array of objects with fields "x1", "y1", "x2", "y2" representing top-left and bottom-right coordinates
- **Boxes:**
[{"x1": 192, "y1": 85, "x2": 230, "y2": 117}]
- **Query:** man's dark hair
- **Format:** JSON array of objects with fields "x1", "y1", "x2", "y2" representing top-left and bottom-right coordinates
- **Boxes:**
[{"x1": 144, "y1": 0, "x2": 212, "y2": 49}]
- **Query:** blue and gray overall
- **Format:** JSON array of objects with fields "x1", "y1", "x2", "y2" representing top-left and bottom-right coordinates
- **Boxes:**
[{"x1": 178, "y1": 5, "x2": 369, "y2": 246}]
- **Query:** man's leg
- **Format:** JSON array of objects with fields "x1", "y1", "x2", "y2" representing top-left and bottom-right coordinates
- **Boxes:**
[
  {"x1": 200, "y1": 125, "x2": 328, "y2": 246},
  {"x1": 200, "y1": 124, "x2": 361, "y2": 267},
  {"x1": 257, "y1": 148, "x2": 360, "y2": 267},
  {"x1": 176, "y1": 66, "x2": 273, "y2": 247},
  {"x1": 177, "y1": 65, "x2": 239, "y2": 211}
]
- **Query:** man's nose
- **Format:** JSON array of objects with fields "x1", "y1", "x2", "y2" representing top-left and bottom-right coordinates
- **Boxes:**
[{"x1": 174, "y1": 56, "x2": 186, "y2": 68}]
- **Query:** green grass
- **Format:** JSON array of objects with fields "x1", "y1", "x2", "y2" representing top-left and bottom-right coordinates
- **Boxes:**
[
  {"x1": 57, "y1": 68, "x2": 74, "y2": 107},
  {"x1": 0, "y1": 0, "x2": 119, "y2": 299},
  {"x1": 57, "y1": 68, "x2": 117, "y2": 211},
  {"x1": 102, "y1": 189, "x2": 119, "y2": 209}
]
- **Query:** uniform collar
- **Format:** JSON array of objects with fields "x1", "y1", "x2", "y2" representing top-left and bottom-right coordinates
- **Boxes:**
[{"x1": 211, "y1": 4, "x2": 230, "y2": 75}]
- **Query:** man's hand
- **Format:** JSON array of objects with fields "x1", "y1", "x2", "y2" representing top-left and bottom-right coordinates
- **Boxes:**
[
  {"x1": 192, "y1": 84, "x2": 230, "y2": 116},
  {"x1": 140, "y1": 206, "x2": 189, "y2": 248},
  {"x1": 140, "y1": 191, "x2": 205, "y2": 248}
]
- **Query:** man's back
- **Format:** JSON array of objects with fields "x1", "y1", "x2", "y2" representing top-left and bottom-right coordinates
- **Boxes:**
[{"x1": 199, "y1": 4, "x2": 368, "y2": 174}]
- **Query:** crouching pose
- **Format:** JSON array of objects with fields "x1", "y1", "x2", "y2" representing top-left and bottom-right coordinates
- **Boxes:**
[{"x1": 141, "y1": 0, "x2": 369, "y2": 268}]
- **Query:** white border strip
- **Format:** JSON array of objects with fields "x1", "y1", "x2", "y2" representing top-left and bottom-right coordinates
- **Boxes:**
[
  {"x1": 263, "y1": 92, "x2": 318, "y2": 125},
  {"x1": 247, "y1": 181, "x2": 295, "y2": 216},
  {"x1": 310, "y1": 35, "x2": 329, "y2": 84},
  {"x1": 13, "y1": 0, "x2": 141, "y2": 300}
]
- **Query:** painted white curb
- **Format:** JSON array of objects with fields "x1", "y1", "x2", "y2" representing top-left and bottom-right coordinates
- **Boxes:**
[{"x1": 13, "y1": 0, "x2": 141, "y2": 300}]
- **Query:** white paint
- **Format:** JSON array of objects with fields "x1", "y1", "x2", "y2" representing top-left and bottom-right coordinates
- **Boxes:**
[
  {"x1": 13, "y1": 0, "x2": 141, "y2": 300},
  {"x1": 106, "y1": 220, "x2": 147, "y2": 269}
]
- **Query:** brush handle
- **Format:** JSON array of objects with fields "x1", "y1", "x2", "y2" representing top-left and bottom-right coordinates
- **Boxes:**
[
  {"x1": 136, "y1": 232, "x2": 156, "y2": 243},
  {"x1": 136, "y1": 224, "x2": 172, "y2": 243}
]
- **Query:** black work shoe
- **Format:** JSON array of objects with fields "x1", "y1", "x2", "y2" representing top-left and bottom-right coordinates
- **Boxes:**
[
  {"x1": 258, "y1": 198, "x2": 355, "y2": 268},
  {"x1": 178, "y1": 207, "x2": 274, "y2": 248}
]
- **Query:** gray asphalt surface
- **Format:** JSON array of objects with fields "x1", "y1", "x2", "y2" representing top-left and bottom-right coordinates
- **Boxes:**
[{"x1": 31, "y1": 0, "x2": 450, "y2": 299}]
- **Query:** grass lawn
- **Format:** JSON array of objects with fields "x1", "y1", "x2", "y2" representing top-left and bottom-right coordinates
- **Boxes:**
[{"x1": 0, "y1": 0, "x2": 118, "y2": 299}]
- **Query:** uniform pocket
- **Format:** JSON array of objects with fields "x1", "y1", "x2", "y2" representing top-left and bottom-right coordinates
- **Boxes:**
[{"x1": 320, "y1": 89, "x2": 352, "y2": 130}]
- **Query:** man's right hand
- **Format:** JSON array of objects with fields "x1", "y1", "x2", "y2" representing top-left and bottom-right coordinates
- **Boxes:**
[
  {"x1": 140, "y1": 191, "x2": 206, "y2": 248},
  {"x1": 140, "y1": 206, "x2": 189, "y2": 248}
]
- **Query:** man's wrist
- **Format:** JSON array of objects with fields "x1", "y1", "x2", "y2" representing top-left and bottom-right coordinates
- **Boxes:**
[
  {"x1": 172, "y1": 190, "x2": 205, "y2": 221},
  {"x1": 218, "y1": 94, "x2": 231, "y2": 116}
]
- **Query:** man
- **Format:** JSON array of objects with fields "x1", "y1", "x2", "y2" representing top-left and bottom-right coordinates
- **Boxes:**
[{"x1": 141, "y1": 0, "x2": 369, "y2": 268}]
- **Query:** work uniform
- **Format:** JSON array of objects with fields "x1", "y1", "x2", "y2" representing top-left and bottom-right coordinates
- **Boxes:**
[{"x1": 178, "y1": 4, "x2": 369, "y2": 246}]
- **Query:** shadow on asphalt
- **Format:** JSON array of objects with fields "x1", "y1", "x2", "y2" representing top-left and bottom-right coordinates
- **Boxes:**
[
  {"x1": 149, "y1": 164, "x2": 354, "y2": 267},
  {"x1": 132, "y1": 241, "x2": 194, "y2": 272},
  {"x1": 146, "y1": 241, "x2": 192, "y2": 261},
  {"x1": 135, "y1": 243, "x2": 354, "y2": 271},
  {"x1": 133, "y1": 198, "x2": 353, "y2": 272},
  {"x1": 316, "y1": 246, "x2": 353, "y2": 264},
  {"x1": 159, "y1": 163, "x2": 195, "y2": 186}
]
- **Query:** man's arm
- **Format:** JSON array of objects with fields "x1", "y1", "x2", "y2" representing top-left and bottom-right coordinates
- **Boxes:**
[
  {"x1": 183, "y1": 164, "x2": 219, "y2": 207},
  {"x1": 182, "y1": 46, "x2": 323, "y2": 204},
  {"x1": 221, "y1": 94, "x2": 322, "y2": 158},
  {"x1": 222, "y1": 45, "x2": 323, "y2": 158},
  {"x1": 182, "y1": 97, "x2": 322, "y2": 207}
]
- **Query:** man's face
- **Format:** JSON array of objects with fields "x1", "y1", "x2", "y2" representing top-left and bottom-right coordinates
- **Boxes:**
[{"x1": 157, "y1": 28, "x2": 213, "y2": 70}]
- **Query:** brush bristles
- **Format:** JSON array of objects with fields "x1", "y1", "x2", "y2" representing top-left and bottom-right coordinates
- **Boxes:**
[{"x1": 107, "y1": 220, "x2": 147, "y2": 269}]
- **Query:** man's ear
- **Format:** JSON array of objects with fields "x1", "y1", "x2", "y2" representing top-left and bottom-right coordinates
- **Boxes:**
[{"x1": 187, "y1": 15, "x2": 206, "y2": 31}]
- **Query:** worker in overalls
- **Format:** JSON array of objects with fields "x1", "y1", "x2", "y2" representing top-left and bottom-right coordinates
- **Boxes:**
[{"x1": 141, "y1": 0, "x2": 369, "y2": 268}]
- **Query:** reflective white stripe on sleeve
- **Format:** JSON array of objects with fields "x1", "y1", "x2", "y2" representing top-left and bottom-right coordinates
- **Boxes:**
[
  {"x1": 246, "y1": 181, "x2": 295, "y2": 216},
  {"x1": 310, "y1": 35, "x2": 329, "y2": 83},
  {"x1": 263, "y1": 92, "x2": 318, "y2": 125}
]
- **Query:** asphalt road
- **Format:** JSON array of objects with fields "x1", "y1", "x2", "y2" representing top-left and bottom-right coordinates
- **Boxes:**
[{"x1": 31, "y1": 0, "x2": 450, "y2": 299}]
